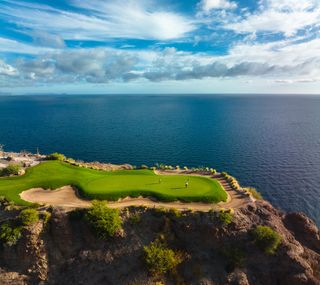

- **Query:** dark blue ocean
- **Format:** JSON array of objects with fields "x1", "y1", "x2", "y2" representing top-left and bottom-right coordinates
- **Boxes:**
[{"x1": 0, "y1": 95, "x2": 319, "y2": 225}]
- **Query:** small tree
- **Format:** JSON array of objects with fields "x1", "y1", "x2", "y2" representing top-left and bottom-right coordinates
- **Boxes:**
[
  {"x1": 85, "y1": 201, "x2": 122, "y2": 238},
  {"x1": 19, "y1": 208, "x2": 39, "y2": 226},
  {"x1": 251, "y1": 226, "x2": 281, "y2": 254},
  {"x1": 143, "y1": 240, "x2": 183, "y2": 275},
  {"x1": 0, "y1": 222, "x2": 22, "y2": 246}
]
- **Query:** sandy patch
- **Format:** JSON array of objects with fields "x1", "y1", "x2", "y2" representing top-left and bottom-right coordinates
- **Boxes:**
[{"x1": 20, "y1": 186, "x2": 91, "y2": 208}]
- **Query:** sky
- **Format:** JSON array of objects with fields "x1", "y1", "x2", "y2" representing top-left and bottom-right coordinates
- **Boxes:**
[{"x1": 0, "y1": 0, "x2": 320, "y2": 94}]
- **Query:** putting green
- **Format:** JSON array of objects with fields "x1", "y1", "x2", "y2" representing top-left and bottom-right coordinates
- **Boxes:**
[{"x1": 0, "y1": 161, "x2": 227, "y2": 205}]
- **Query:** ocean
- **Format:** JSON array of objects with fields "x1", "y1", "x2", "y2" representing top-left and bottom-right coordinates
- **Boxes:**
[{"x1": 0, "y1": 94, "x2": 319, "y2": 225}]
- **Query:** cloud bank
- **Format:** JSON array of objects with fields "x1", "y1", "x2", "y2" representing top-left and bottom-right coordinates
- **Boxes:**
[{"x1": 0, "y1": 0, "x2": 320, "y2": 92}]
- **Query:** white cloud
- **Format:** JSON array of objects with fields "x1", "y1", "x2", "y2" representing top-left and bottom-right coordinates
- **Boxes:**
[
  {"x1": 32, "y1": 31, "x2": 65, "y2": 48},
  {"x1": 225, "y1": 0, "x2": 320, "y2": 36},
  {"x1": 0, "y1": 0, "x2": 195, "y2": 41},
  {"x1": 0, "y1": 59, "x2": 18, "y2": 76},
  {"x1": 1, "y1": 36, "x2": 320, "y2": 86},
  {"x1": 0, "y1": 37, "x2": 55, "y2": 54},
  {"x1": 201, "y1": 0, "x2": 237, "y2": 11}
]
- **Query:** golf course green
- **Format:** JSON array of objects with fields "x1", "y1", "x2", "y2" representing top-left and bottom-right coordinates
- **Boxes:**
[{"x1": 0, "y1": 161, "x2": 227, "y2": 205}]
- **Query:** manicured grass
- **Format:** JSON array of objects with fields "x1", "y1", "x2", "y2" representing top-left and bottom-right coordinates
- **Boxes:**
[{"x1": 0, "y1": 161, "x2": 227, "y2": 205}]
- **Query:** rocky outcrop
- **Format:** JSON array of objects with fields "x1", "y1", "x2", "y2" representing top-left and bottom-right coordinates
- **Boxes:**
[{"x1": 0, "y1": 201, "x2": 319, "y2": 285}]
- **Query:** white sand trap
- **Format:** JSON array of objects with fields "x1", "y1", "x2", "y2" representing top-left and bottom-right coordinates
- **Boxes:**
[{"x1": 20, "y1": 186, "x2": 91, "y2": 208}]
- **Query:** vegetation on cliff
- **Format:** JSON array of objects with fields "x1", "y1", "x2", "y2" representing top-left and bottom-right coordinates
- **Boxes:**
[
  {"x1": 85, "y1": 201, "x2": 122, "y2": 238},
  {"x1": 0, "y1": 201, "x2": 319, "y2": 284},
  {"x1": 251, "y1": 225, "x2": 282, "y2": 254},
  {"x1": 19, "y1": 208, "x2": 39, "y2": 226},
  {"x1": 143, "y1": 240, "x2": 183, "y2": 275}
]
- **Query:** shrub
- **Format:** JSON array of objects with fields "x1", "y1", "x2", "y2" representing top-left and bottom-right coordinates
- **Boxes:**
[
  {"x1": 221, "y1": 171, "x2": 228, "y2": 177},
  {"x1": 219, "y1": 210, "x2": 233, "y2": 225},
  {"x1": 168, "y1": 208, "x2": 182, "y2": 218},
  {"x1": 223, "y1": 246, "x2": 246, "y2": 270},
  {"x1": 140, "y1": 164, "x2": 148, "y2": 169},
  {"x1": 0, "y1": 222, "x2": 22, "y2": 246},
  {"x1": 251, "y1": 226, "x2": 281, "y2": 254},
  {"x1": 143, "y1": 241, "x2": 183, "y2": 275},
  {"x1": 85, "y1": 201, "x2": 122, "y2": 238},
  {"x1": 46, "y1": 152, "x2": 66, "y2": 161},
  {"x1": 246, "y1": 187, "x2": 263, "y2": 200},
  {"x1": 0, "y1": 164, "x2": 21, "y2": 176},
  {"x1": 19, "y1": 208, "x2": 39, "y2": 226}
]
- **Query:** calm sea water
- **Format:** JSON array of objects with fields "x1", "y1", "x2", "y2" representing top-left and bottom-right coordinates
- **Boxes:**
[{"x1": 0, "y1": 95, "x2": 319, "y2": 225}]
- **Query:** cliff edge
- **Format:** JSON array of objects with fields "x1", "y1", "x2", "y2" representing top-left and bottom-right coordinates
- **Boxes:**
[{"x1": 0, "y1": 199, "x2": 319, "y2": 285}]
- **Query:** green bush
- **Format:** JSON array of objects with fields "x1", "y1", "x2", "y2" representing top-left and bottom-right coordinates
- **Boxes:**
[
  {"x1": 251, "y1": 226, "x2": 281, "y2": 254},
  {"x1": 46, "y1": 152, "x2": 66, "y2": 161},
  {"x1": 0, "y1": 222, "x2": 22, "y2": 246},
  {"x1": 19, "y1": 208, "x2": 39, "y2": 226},
  {"x1": 140, "y1": 164, "x2": 149, "y2": 169},
  {"x1": 168, "y1": 208, "x2": 182, "y2": 218},
  {"x1": 0, "y1": 164, "x2": 21, "y2": 176},
  {"x1": 219, "y1": 210, "x2": 233, "y2": 225},
  {"x1": 85, "y1": 201, "x2": 122, "y2": 238},
  {"x1": 143, "y1": 241, "x2": 182, "y2": 275}
]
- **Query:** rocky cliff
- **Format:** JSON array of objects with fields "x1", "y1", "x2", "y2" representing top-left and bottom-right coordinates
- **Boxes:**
[{"x1": 0, "y1": 200, "x2": 319, "y2": 285}]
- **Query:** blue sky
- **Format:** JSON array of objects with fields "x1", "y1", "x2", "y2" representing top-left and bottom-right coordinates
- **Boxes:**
[{"x1": 0, "y1": 0, "x2": 320, "y2": 94}]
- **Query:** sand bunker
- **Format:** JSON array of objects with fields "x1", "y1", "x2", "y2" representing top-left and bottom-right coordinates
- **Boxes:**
[
  {"x1": 20, "y1": 186, "x2": 91, "y2": 208},
  {"x1": 20, "y1": 185, "x2": 223, "y2": 211}
]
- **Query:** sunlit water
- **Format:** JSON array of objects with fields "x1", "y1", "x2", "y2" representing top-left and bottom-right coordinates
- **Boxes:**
[{"x1": 0, "y1": 95, "x2": 319, "y2": 225}]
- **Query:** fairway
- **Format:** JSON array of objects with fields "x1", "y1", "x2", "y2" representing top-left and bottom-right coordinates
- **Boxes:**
[{"x1": 0, "y1": 161, "x2": 227, "y2": 205}]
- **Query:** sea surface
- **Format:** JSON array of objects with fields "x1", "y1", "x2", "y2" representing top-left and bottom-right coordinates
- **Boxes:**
[{"x1": 0, "y1": 95, "x2": 319, "y2": 225}]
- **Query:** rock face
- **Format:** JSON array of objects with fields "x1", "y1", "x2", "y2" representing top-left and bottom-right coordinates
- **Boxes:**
[{"x1": 0, "y1": 201, "x2": 319, "y2": 285}]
